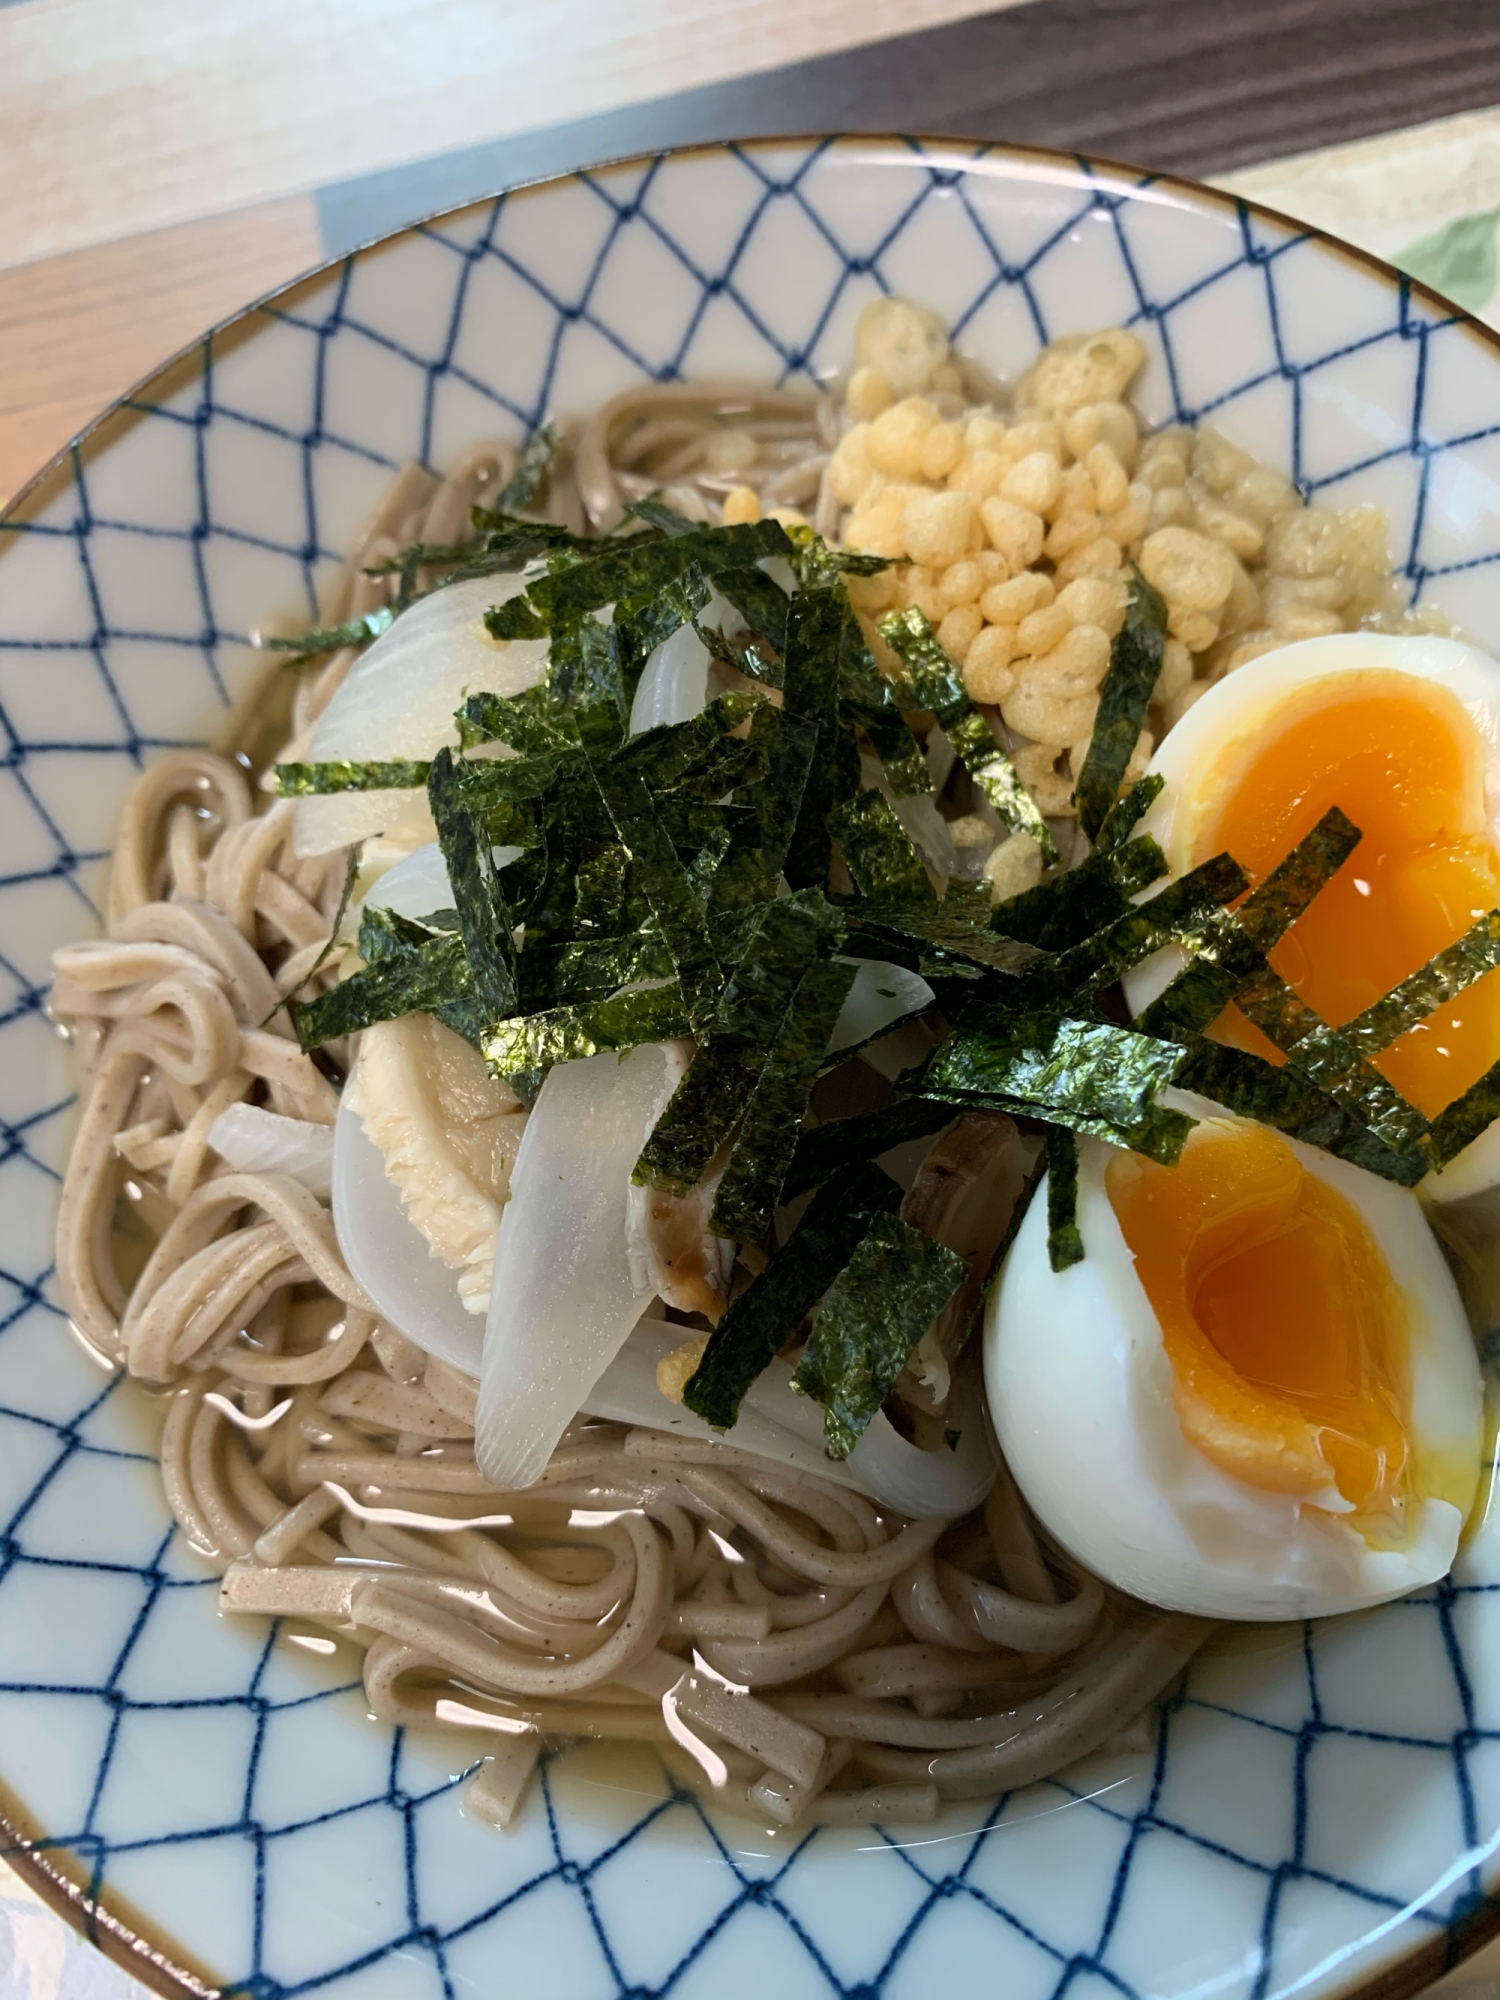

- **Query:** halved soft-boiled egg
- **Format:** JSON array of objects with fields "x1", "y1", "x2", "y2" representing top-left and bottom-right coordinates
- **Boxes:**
[
  {"x1": 1124, "y1": 632, "x2": 1500, "y2": 1197},
  {"x1": 985, "y1": 1107, "x2": 1483, "y2": 1619}
]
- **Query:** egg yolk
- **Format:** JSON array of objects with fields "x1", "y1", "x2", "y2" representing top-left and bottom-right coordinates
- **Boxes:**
[
  {"x1": 1106, "y1": 1122, "x2": 1410, "y2": 1524},
  {"x1": 1194, "y1": 670, "x2": 1500, "y2": 1117}
]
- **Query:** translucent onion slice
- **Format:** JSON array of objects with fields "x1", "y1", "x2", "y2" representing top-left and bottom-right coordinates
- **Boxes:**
[
  {"x1": 744, "y1": 1350, "x2": 996, "y2": 1521},
  {"x1": 356, "y1": 839, "x2": 523, "y2": 928},
  {"x1": 207, "y1": 1104, "x2": 335, "y2": 1199},
  {"x1": 828, "y1": 959, "x2": 934, "y2": 1058},
  {"x1": 629, "y1": 617, "x2": 712, "y2": 734},
  {"x1": 330, "y1": 1102, "x2": 993, "y2": 1516},
  {"x1": 585, "y1": 1315, "x2": 997, "y2": 1520},
  {"x1": 583, "y1": 1315, "x2": 862, "y2": 1486},
  {"x1": 861, "y1": 750, "x2": 958, "y2": 884},
  {"x1": 293, "y1": 573, "x2": 549, "y2": 856},
  {"x1": 331, "y1": 1096, "x2": 484, "y2": 1375},
  {"x1": 894, "y1": 793, "x2": 960, "y2": 882},
  {"x1": 474, "y1": 1043, "x2": 682, "y2": 1488},
  {"x1": 627, "y1": 587, "x2": 763, "y2": 736}
]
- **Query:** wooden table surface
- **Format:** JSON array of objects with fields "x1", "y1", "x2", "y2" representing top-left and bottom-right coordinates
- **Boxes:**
[
  {"x1": 3, "y1": 2, "x2": 1500, "y2": 1993},
  {"x1": 6, "y1": 0, "x2": 1500, "y2": 512}
]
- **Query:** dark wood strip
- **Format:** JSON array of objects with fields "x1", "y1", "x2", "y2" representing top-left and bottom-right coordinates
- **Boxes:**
[{"x1": 318, "y1": 0, "x2": 1500, "y2": 255}]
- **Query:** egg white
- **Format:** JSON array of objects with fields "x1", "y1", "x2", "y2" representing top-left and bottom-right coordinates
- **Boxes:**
[
  {"x1": 985, "y1": 1108, "x2": 1483, "y2": 1620},
  {"x1": 1124, "y1": 631, "x2": 1500, "y2": 1198}
]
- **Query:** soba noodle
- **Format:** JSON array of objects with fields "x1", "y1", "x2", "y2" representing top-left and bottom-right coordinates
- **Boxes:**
[{"x1": 51, "y1": 400, "x2": 1210, "y2": 1833}]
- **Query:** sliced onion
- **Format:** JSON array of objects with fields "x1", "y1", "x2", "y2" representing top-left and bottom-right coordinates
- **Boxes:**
[
  {"x1": 583, "y1": 1316, "x2": 866, "y2": 1489},
  {"x1": 329, "y1": 1091, "x2": 994, "y2": 1517},
  {"x1": 630, "y1": 618, "x2": 712, "y2": 734},
  {"x1": 893, "y1": 794, "x2": 959, "y2": 882},
  {"x1": 331, "y1": 1097, "x2": 483, "y2": 1374},
  {"x1": 860, "y1": 750, "x2": 957, "y2": 885},
  {"x1": 294, "y1": 573, "x2": 549, "y2": 856},
  {"x1": 745, "y1": 1355, "x2": 997, "y2": 1520},
  {"x1": 828, "y1": 959, "x2": 934, "y2": 1058},
  {"x1": 475, "y1": 1044, "x2": 681, "y2": 1488},
  {"x1": 357, "y1": 839, "x2": 523, "y2": 926},
  {"x1": 627, "y1": 587, "x2": 766, "y2": 736},
  {"x1": 208, "y1": 1104, "x2": 334, "y2": 1199},
  {"x1": 586, "y1": 1316, "x2": 998, "y2": 1520}
]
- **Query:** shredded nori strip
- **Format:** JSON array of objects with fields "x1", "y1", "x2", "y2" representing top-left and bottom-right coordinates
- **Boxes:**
[
  {"x1": 708, "y1": 564, "x2": 793, "y2": 656},
  {"x1": 875, "y1": 606, "x2": 966, "y2": 718},
  {"x1": 292, "y1": 914, "x2": 471, "y2": 1051},
  {"x1": 782, "y1": 1097, "x2": 955, "y2": 1203},
  {"x1": 1096, "y1": 773, "x2": 1164, "y2": 853},
  {"x1": 496, "y1": 424, "x2": 561, "y2": 513},
  {"x1": 556, "y1": 617, "x2": 636, "y2": 749},
  {"x1": 992, "y1": 834, "x2": 1166, "y2": 952},
  {"x1": 264, "y1": 847, "x2": 360, "y2": 1029},
  {"x1": 515, "y1": 928, "x2": 674, "y2": 1012},
  {"x1": 259, "y1": 606, "x2": 395, "y2": 658},
  {"x1": 683, "y1": 1162, "x2": 901, "y2": 1431},
  {"x1": 1327, "y1": 910, "x2": 1500, "y2": 1059},
  {"x1": 464, "y1": 615, "x2": 639, "y2": 758},
  {"x1": 782, "y1": 586, "x2": 855, "y2": 890},
  {"x1": 528, "y1": 518, "x2": 791, "y2": 639},
  {"x1": 484, "y1": 593, "x2": 552, "y2": 642},
  {"x1": 791, "y1": 1212, "x2": 968, "y2": 1456},
  {"x1": 428, "y1": 748, "x2": 519, "y2": 1023},
  {"x1": 785, "y1": 525, "x2": 892, "y2": 582},
  {"x1": 1039, "y1": 851, "x2": 1249, "y2": 1005},
  {"x1": 612, "y1": 690, "x2": 763, "y2": 791},
  {"x1": 694, "y1": 615, "x2": 785, "y2": 689},
  {"x1": 861, "y1": 706, "x2": 933, "y2": 799},
  {"x1": 946, "y1": 709, "x2": 1061, "y2": 865},
  {"x1": 705, "y1": 710, "x2": 817, "y2": 925},
  {"x1": 366, "y1": 515, "x2": 583, "y2": 585},
  {"x1": 1236, "y1": 806, "x2": 1363, "y2": 952},
  {"x1": 1226, "y1": 973, "x2": 1432, "y2": 1159},
  {"x1": 614, "y1": 564, "x2": 715, "y2": 667},
  {"x1": 589, "y1": 758, "x2": 723, "y2": 1035},
  {"x1": 1073, "y1": 568, "x2": 1168, "y2": 841},
  {"x1": 1137, "y1": 810, "x2": 1364, "y2": 1046},
  {"x1": 484, "y1": 980, "x2": 692, "y2": 1087},
  {"x1": 274, "y1": 759, "x2": 432, "y2": 795},
  {"x1": 359, "y1": 904, "x2": 455, "y2": 958},
  {"x1": 1428, "y1": 1056, "x2": 1500, "y2": 1170},
  {"x1": 1045, "y1": 1125, "x2": 1085, "y2": 1272},
  {"x1": 1134, "y1": 909, "x2": 1264, "y2": 1046},
  {"x1": 828, "y1": 790, "x2": 934, "y2": 903},
  {"x1": 848, "y1": 895, "x2": 1046, "y2": 981},
  {"x1": 877, "y1": 607, "x2": 1059, "y2": 865},
  {"x1": 909, "y1": 1014, "x2": 1191, "y2": 1161},
  {"x1": 634, "y1": 892, "x2": 842, "y2": 1194},
  {"x1": 455, "y1": 687, "x2": 578, "y2": 757},
  {"x1": 624, "y1": 495, "x2": 700, "y2": 537},
  {"x1": 1173, "y1": 1038, "x2": 1427, "y2": 1187},
  {"x1": 708, "y1": 955, "x2": 859, "y2": 1242}
]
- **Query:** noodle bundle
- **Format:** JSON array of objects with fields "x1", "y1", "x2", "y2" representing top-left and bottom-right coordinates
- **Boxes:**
[{"x1": 52, "y1": 388, "x2": 1218, "y2": 1834}]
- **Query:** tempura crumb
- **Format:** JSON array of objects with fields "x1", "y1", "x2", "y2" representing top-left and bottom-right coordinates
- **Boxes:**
[{"x1": 656, "y1": 1336, "x2": 710, "y2": 1404}]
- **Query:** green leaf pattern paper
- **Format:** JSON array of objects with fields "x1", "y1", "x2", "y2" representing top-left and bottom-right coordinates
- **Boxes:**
[{"x1": 1397, "y1": 209, "x2": 1500, "y2": 313}]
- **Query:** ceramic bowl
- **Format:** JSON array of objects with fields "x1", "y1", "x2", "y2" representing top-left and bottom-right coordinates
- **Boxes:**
[{"x1": 4, "y1": 137, "x2": 1500, "y2": 2000}]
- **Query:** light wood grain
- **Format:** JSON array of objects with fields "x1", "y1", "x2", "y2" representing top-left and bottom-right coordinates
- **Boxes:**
[
  {"x1": 0, "y1": 196, "x2": 323, "y2": 507},
  {"x1": 0, "y1": 0, "x2": 1019, "y2": 270}
]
